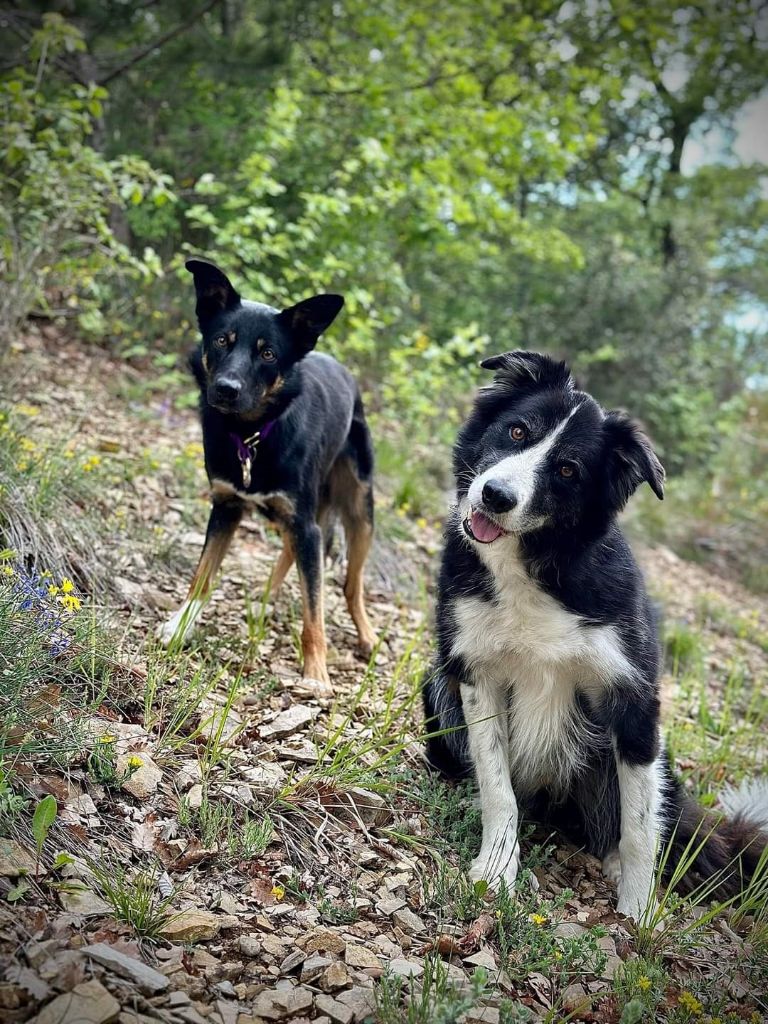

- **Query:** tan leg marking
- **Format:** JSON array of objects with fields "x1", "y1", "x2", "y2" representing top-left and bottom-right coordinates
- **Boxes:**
[
  {"x1": 300, "y1": 571, "x2": 329, "y2": 685},
  {"x1": 344, "y1": 516, "x2": 376, "y2": 655},
  {"x1": 270, "y1": 534, "x2": 295, "y2": 596}
]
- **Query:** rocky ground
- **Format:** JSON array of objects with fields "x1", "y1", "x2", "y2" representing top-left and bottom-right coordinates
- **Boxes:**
[{"x1": 1, "y1": 329, "x2": 767, "y2": 1023}]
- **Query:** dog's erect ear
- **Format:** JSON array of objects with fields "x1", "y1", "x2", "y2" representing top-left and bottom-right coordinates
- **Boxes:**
[
  {"x1": 279, "y1": 294, "x2": 344, "y2": 353},
  {"x1": 185, "y1": 258, "x2": 240, "y2": 326},
  {"x1": 480, "y1": 350, "x2": 573, "y2": 391},
  {"x1": 604, "y1": 411, "x2": 665, "y2": 509}
]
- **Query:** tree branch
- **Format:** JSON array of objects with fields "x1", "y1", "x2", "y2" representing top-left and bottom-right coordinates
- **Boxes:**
[{"x1": 96, "y1": 0, "x2": 223, "y2": 86}]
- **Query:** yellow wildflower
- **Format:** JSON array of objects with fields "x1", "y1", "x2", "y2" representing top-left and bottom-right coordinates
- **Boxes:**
[
  {"x1": 19, "y1": 437, "x2": 36, "y2": 452},
  {"x1": 416, "y1": 516, "x2": 428, "y2": 528},
  {"x1": 15, "y1": 404, "x2": 40, "y2": 416},
  {"x1": 48, "y1": 585, "x2": 60, "y2": 597},
  {"x1": 184, "y1": 442, "x2": 204, "y2": 457},
  {"x1": 83, "y1": 455, "x2": 102, "y2": 472},
  {"x1": 637, "y1": 976, "x2": 651, "y2": 991},
  {"x1": 60, "y1": 578, "x2": 74, "y2": 594},
  {"x1": 2, "y1": 565, "x2": 14, "y2": 577},
  {"x1": 270, "y1": 883, "x2": 285, "y2": 901},
  {"x1": 59, "y1": 594, "x2": 81, "y2": 613},
  {"x1": 98, "y1": 734, "x2": 116, "y2": 744},
  {"x1": 528, "y1": 912, "x2": 547, "y2": 927},
  {"x1": 64, "y1": 449, "x2": 75, "y2": 459},
  {"x1": 678, "y1": 992, "x2": 702, "y2": 1015},
  {"x1": 16, "y1": 459, "x2": 29, "y2": 472},
  {"x1": 127, "y1": 755, "x2": 143, "y2": 769}
]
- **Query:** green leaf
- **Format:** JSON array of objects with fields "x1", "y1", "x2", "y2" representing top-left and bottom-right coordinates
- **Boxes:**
[
  {"x1": 32, "y1": 795, "x2": 57, "y2": 856},
  {"x1": 52, "y1": 851, "x2": 75, "y2": 870},
  {"x1": 7, "y1": 879, "x2": 30, "y2": 903}
]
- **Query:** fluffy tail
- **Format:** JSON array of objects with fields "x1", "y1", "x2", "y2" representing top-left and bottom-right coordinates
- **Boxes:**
[
  {"x1": 422, "y1": 667, "x2": 472, "y2": 779},
  {"x1": 665, "y1": 775, "x2": 768, "y2": 898}
]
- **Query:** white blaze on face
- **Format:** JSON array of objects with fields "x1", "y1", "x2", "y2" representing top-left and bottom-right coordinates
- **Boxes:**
[{"x1": 467, "y1": 406, "x2": 581, "y2": 533}]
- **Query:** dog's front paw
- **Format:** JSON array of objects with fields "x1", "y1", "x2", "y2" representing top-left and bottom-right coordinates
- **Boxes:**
[
  {"x1": 617, "y1": 885, "x2": 658, "y2": 925},
  {"x1": 156, "y1": 606, "x2": 196, "y2": 648},
  {"x1": 468, "y1": 841, "x2": 520, "y2": 892}
]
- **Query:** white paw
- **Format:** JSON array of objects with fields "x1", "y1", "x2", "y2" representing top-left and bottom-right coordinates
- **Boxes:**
[
  {"x1": 156, "y1": 604, "x2": 198, "y2": 647},
  {"x1": 602, "y1": 849, "x2": 622, "y2": 886},
  {"x1": 617, "y1": 884, "x2": 657, "y2": 924},
  {"x1": 468, "y1": 841, "x2": 520, "y2": 892}
]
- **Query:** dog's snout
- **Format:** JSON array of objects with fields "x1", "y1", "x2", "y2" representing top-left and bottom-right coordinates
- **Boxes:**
[
  {"x1": 213, "y1": 378, "x2": 242, "y2": 404},
  {"x1": 482, "y1": 479, "x2": 518, "y2": 514}
]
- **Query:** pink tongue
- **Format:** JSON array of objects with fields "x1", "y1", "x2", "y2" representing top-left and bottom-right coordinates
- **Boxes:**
[{"x1": 471, "y1": 509, "x2": 504, "y2": 543}]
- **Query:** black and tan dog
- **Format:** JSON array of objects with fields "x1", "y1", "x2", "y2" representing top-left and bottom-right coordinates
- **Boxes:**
[{"x1": 157, "y1": 259, "x2": 376, "y2": 683}]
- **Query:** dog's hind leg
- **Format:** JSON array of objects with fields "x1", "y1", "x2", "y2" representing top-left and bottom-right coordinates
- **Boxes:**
[
  {"x1": 270, "y1": 532, "x2": 295, "y2": 597},
  {"x1": 157, "y1": 496, "x2": 242, "y2": 647},
  {"x1": 334, "y1": 408, "x2": 376, "y2": 655}
]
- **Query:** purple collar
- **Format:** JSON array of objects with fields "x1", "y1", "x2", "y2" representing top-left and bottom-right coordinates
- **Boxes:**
[{"x1": 229, "y1": 419, "x2": 276, "y2": 489}]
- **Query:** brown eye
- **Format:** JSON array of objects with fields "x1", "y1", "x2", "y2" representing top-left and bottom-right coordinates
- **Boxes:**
[
  {"x1": 510, "y1": 425, "x2": 526, "y2": 441},
  {"x1": 214, "y1": 335, "x2": 228, "y2": 349},
  {"x1": 559, "y1": 463, "x2": 575, "y2": 479},
  {"x1": 261, "y1": 347, "x2": 276, "y2": 362}
]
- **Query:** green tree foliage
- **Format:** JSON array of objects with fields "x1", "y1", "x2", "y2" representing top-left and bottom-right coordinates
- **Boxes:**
[
  {"x1": 1, "y1": 1, "x2": 766, "y2": 466},
  {"x1": 0, "y1": 14, "x2": 174, "y2": 346}
]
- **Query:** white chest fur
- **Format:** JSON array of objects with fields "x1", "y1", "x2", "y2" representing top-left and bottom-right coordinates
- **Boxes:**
[{"x1": 449, "y1": 534, "x2": 633, "y2": 793}]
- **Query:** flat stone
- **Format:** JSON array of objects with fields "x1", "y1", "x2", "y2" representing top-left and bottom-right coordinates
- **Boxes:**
[
  {"x1": 554, "y1": 922, "x2": 587, "y2": 940},
  {"x1": 344, "y1": 944, "x2": 380, "y2": 970},
  {"x1": 198, "y1": 706, "x2": 242, "y2": 746},
  {"x1": 461, "y1": 1007, "x2": 500, "y2": 1024},
  {"x1": 561, "y1": 983, "x2": 591, "y2": 1012},
  {"x1": 300, "y1": 955, "x2": 331, "y2": 982},
  {"x1": 187, "y1": 785, "x2": 204, "y2": 810},
  {"x1": 314, "y1": 995, "x2": 353, "y2": 1024},
  {"x1": 462, "y1": 950, "x2": 497, "y2": 970},
  {"x1": 388, "y1": 959, "x2": 423, "y2": 979},
  {"x1": 82, "y1": 943, "x2": 169, "y2": 995},
  {"x1": 59, "y1": 886, "x2": 112, "y2": 917},
  {"x1": 319, "y1": 961, "x2": 349, "y2": 992},
  {"x1": 0, "y1": 839, "x2": 37, "y2": 877},
  {"x1": 175, "y1": 761, "x2": 202, "y2": 791},
  {"x1": 117, "y1": 753, "x2": 162, "y2": 800},
  {"x1": 216, "y1": 892, "x2": 242, "y2": 915},
  {"x1": 251, "y1": 983, "x2": 313, "y2": 1020},
  {"x1": 343, "y1": 788, "x2": 390, "y2": 826},
  {"x1": 240, "y1": 763, "x2": 286, "y2": 788},
  {"x1": 596, "y1": 936, "x2": 619, "y2": 980},
  {"x1": 35, "y1": 980, "x2": 120, "y2": 1024},
  {"x1": 337, "y1": 988, "x2": 376, "y2": 1018},
  {"x1": 375, "y1": 896, "x2": 406, "y2": 916},
  {"x1": 259, "y1": 705, "x2": 317, "y2": 740},
  {"x1": 304, "y1": 929, "x2": 346, "y2": 955},
  {"x1": 161, "y1": 910, "x2": 220, "y2": 943},
  {"x1": 391, "y1": 908, "x2": 424, "y2": 935},
  {"x1": 279, "y1": 950, "x2": 305, "y2": 973}
]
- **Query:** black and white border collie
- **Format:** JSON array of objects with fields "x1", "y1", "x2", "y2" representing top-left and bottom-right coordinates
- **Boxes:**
[{"x1": 424, "y1": 351, "x2": 768, "y2": 919}]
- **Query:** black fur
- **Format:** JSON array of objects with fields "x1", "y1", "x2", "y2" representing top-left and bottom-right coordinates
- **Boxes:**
[
  {"x1": 176, "y1": 258, "x2": 375, "y2": 680},
  {"x1": 424, "y1": 351, "x2": 767, "y2": 897}
]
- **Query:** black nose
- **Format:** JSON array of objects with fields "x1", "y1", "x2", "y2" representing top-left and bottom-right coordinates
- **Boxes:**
[
  {"x1": 213, "y1": 378, "x2": 241, "y2": 404},
  {"x1": 482, "y1": 479, "x2": 518, "y2": 513}
]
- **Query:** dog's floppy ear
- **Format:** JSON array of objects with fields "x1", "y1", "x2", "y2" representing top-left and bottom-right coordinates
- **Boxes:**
[
  {"x1": 279, "y1": 294, "x2": 344, "y2": 353},
  {"x1": 185, "y1": 258, "x2": 240, "y2": 326},
  {"x1": 604, "y1": 410, "x2": 665, "y2": 509},
  {"x1": 480, "y1": 350, "x2": 573, "y2": 391}
]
